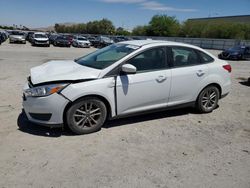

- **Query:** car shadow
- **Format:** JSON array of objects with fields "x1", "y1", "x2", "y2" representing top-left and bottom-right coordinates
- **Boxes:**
[
  {"x1": 17, "y1": 107, "x2": 199, "y2": 137},
  {"x1": 103, "y1": 107, "x2": 197, "y2": 129},
  {"x1": 17, "y1": 111, "x2": 74, "y2": 137},
  {"x1": 239, "y1": 79, "x2": 250, "y2": 87}
]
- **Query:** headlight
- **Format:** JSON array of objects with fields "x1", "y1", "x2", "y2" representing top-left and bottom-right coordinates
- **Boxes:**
[{"x1": 24, "y1": 83, "x2": 68, "y2": 97}]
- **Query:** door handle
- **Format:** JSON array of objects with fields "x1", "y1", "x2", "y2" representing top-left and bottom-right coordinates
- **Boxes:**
[
  {"x1": 196, "y1": 70, "x2": 205, "y2": 77},
  {"x1": 156, "y1": 75, "x2": 167, "y2": 82}
]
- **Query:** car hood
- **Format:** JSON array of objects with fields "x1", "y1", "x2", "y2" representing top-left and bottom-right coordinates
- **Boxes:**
[
  {"x1": 30, "y1": 60, "x2": 101, "y2": 85},
  {"x1": 34, "y1": 37, "x2": 48, "y2": 41},
  {"x1": 78, "y1": 40, "x2": 90, "y2": 43},
  {"x1": 10, "y1": 35, "x2": 24, "y2": 39}
]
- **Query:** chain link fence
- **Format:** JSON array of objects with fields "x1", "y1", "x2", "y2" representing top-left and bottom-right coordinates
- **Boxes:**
[{"x1": 130, "y1": 36, "x2": 250, "y2": 50}]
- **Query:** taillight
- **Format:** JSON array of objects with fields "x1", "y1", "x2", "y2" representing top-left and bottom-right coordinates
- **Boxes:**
[{"x1": 223, "y1": 64, "x2": 232, "y2": 73}]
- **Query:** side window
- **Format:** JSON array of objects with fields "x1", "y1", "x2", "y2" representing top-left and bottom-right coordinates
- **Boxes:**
[
  {"x1": 199, "y1": 51, "x2": 214, "y2": 63},
  {"x1": 245, "y1": 47, "x2": 250, "y2": 54},
  {"x1": 127, "y1": 47, "x2": 167, "y2": 72},
  {"x1": 171, "y1": 47, "x2": 200, "y2": 67}
]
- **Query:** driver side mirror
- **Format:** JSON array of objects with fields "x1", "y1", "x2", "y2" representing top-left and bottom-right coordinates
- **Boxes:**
[{"x1": 121, "y1": 64, "x2": 137, "y2": 74}]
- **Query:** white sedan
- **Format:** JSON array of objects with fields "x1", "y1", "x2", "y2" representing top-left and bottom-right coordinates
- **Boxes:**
[
  {"x1": 72, "y1": 36, "x2": 91, "y2": 48},
  {"x1": 23, "y1": 40, "x2": 231, "y2": 134}
]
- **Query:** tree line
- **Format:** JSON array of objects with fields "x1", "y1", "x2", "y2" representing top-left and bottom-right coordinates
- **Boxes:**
[{"x1": 54, "y1": 15, "x2": 250, "y2": 40}]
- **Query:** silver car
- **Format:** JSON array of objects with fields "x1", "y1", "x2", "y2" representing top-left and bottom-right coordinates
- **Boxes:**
[
  {"x1": 9, "y1": 31, "x2": 26, "y2": 44},
  {"x1": 72, "y1": 36, "x2": 91, "y2": 48}
]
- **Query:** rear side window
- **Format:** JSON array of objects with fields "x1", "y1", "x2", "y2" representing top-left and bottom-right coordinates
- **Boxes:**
[
  {"x1": 199, "y1": 51, "x2": 214, "y2": 63},
  {"x1": 171, "y1": 47, "x2": 200, "y2": 67}
]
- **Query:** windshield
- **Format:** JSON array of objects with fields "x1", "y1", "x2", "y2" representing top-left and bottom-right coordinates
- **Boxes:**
[
  {"x1": 11, "y1": 31, "x2": 24, "y2": 35},
  {"x1": 76, "y1": 43, "x2": 140, "y2": 69},
  {"x1": 101, "y1": 37, "x2": 111, "y2": 43},
  {"x1": 34, "y1": 34, "x2": 47, "y2": 38},
  {"x1": 57, "y1": 36, "x2": 67, "y2": 40},
  {"x1": 229, "y1": 46, "x2": 245, "y2": 52},
  {"x1": 78, "y1": 37, "x2": 86, "y2": 41}
]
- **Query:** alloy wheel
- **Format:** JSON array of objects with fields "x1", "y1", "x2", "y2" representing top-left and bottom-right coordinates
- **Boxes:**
[
  {"x1": 73, "y1": 102, "x2": 101, "y2": 128},
  {"x1": 201, "y1": 88, "x2": 217, "y2": 111}
]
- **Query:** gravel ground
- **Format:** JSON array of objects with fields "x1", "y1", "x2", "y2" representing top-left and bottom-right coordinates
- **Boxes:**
[{"x1": 0, "y1": 42, "x2": 250, "y2": 188}]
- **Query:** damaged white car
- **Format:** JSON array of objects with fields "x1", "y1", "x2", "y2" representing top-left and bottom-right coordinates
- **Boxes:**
[{"x1": 23, "y1": 40, "x2": 231, "y2": 134}]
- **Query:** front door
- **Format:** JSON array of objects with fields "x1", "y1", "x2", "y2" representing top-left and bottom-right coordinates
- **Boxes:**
[{"x1": 116, "y1": 47, "x2": 171, "y2": 115}]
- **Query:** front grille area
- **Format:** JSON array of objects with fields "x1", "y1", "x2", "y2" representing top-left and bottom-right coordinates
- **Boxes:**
[
  {"x1": 35, "y1": 40, "x2": 47, "y2": 43},
  {"x1": 29, "y1": 113, "x2": 52, "y2": 121}
]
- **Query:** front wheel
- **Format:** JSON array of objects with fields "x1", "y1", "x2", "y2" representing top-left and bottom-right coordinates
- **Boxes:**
[
  {"x1": 196, "y1": 86, "x2": 219, "y2": 113},
  {"x1": 66, "y1": 97, "x2": 107, "y2": 135}
]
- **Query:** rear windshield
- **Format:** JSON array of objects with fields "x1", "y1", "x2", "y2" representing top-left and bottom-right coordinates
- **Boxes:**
[
  {"x1": 34, "y1": 34, "x2": 47, "y2": 38},
  {"x1": 76, "y1": 44, "x2": 139, "y2": 69}
]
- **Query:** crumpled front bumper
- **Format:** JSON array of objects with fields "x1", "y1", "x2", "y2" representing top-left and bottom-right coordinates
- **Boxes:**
[{"x1": 22, "y1": 83, "x2": 70, "y2": 127}]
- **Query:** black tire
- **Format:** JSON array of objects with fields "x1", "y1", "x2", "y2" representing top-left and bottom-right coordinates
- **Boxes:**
[
  {"x1": 196, "y1": 86, "x2": 219, "y2": 113},
  {"x1": 66, "y1": 97, "x2": 107, "y2": 135}
]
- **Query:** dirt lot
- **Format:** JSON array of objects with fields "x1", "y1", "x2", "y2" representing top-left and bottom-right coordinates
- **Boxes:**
[{"x1": 0, "y1": 42, "x2": 250, "y2": 188}]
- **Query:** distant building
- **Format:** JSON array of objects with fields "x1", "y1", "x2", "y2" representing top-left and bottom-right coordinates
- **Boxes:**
[{"x1": 187, "y1": 15, "x2": 250, "y2": 24}]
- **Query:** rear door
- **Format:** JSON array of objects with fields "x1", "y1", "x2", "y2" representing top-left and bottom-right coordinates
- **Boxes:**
[{"x1": 168, "y1": 46, "x2": 210, "y2": 106}]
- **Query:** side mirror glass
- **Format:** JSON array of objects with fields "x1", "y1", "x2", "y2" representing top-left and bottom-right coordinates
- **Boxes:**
[{"x1": 121, "y1": 64, "x2": 137, "y2": 74}]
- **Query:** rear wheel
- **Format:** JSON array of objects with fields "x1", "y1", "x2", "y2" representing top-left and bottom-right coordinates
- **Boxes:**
[
  {"x1": 66, "y1": 97, "x2": 107, "y2": 135},
  {"x1": 197, "y1": 86, "x2": 219, "y2": 113}
]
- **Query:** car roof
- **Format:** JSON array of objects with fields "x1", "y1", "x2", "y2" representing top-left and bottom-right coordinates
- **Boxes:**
[
  {"x1": 120, "y1": 39, "x2": 199, "y2": 48},
  {"x1": 34, "y1": 32, "x2": 46, "y2": 35}
]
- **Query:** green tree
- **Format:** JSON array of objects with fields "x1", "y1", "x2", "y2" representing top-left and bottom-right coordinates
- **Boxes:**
[
  {"x1": 98, "y1": 19, "x2": 115, "y2": 35},
  {"x1": 147, "y1": 15, "x2": 180, "y2": 36},
  {"x1": 132, "y1": 25, "x2": 148, "y2": 36},
  {"x1": 116, "y1": 27, "x2": 131, "y2": 36}
]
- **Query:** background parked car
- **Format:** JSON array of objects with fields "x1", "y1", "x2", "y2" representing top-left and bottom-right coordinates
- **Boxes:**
[
  {"x1": 92, "y1": 36, "x2": 114, "y2": 48},
  {"x1": 31, "y1": 32, "x2": 50, "y2": 47},
  {"x1": 49, "y1": 34, "x2": 58, "y2": 45},
  {"x1": 72, "y1": 36, "x2": 91, "y2": 48},
  {"x1": 112, "y1": 36, "x2": 130, "y2": 43},
  {"x1": 0, "y1": 31, "x2": 8, "y2": 44},
  {"x1": 9, "y1": 31, "x2": 26, "y2": 44},
  {"x1": 26, "y1": 32, "x2": 34, "y2": 42},
  {"x1": 53, "y1": 35, "x2": 71, "y2": 47},
  {"x1": 218, "y1": 45, "x2": 250, "y2": 60},
  {"x1": 0, "y1": 32, "x2": 4, "y2": 45},
  {"x1": 62, "y1": 34, "x2": 74, "y2": 45},
  {"x1": 87, "y1": 36, "x2": 98, "y2": 46}
]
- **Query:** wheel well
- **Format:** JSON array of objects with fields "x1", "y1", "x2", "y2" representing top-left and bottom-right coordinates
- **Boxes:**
[
  {"x1": 63, "y1": 95, "x2": 112, "y2": 126},
  {"x1": 198, "y1": 83, "x2": 222, "y2": 100}
]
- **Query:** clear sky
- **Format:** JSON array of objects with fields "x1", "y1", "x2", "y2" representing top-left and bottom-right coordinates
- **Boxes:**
[{"x1": 0, "y1": 0, "x2": 249, "y2": 29}]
